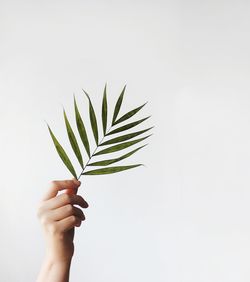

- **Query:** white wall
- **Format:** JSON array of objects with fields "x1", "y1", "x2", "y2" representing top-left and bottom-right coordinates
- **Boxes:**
[{"x1": 1, "y1": 1, "x2": 250, "y2": 281}]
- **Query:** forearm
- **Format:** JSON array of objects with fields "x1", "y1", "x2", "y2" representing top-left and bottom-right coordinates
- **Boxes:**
[
  {"x1": 36, "y1": 256, "x2": 72, "y2": 282},
  {"x1": 36, "y1": 179, "x2": 86, "y2": 282}
]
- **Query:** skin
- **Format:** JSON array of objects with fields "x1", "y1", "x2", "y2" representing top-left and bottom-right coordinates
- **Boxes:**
[{"x1": 36, "y1": 178, "x2": 88, "y2": 282}]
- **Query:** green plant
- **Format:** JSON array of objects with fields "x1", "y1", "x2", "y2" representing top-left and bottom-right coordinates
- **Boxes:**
[{"x1": 47, "y1": 85, "x2": 153, "y2": 180}]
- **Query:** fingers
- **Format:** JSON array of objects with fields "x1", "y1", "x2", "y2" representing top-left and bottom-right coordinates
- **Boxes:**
[
  {"x1": 56, "y1": 215, "x2": 83, "y2": 232},
  {"x1": 37, "y1": 179, "x2": 88, "y2": 235},
  {"x1": 41, "y1": 215, "x2": 83, "y2": 235},
  {"x1": 65, "y1": 182, "x2": 80, "y2": 195},
  {"x1": 43, "y1": 193, "x2": 88, "y2": 211},
  {"x1": 66, "y1": 188, "x2": 78, "y2": 195},
  {"x1": 43, "y1": 179, "x2": 81, "y2": 201},
  {"x1": 49, "y1": 205, "x2": 85, "y2": 221}
]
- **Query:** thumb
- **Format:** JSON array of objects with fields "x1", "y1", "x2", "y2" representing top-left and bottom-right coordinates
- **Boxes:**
[{"x1": 66, "y1": 178, "x2": 81, "y2": 195}]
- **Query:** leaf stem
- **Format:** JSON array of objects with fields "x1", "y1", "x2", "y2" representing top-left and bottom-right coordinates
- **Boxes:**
[{"x1": 77, "y1": 126, "x2": 112, "y2": 180}]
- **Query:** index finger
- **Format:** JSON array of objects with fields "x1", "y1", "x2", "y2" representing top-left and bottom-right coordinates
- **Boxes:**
[{"x1": 43, "y1": 179, "x2": 81, "y2": 201}]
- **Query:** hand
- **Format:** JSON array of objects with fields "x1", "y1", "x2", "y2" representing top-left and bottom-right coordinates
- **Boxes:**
[{"x1": 37, "y1": 179, "x2": 89, "y2": 263}]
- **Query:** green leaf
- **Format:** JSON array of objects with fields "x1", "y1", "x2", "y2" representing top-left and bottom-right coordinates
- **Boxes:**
[
  {"x1": 102, "y1": 84, "x2": 108, "y2": 135},
  {"x1": 94, "y1": 135, "x2": 151, "y2": 156},
  {"x1": 101, "y1": 127, "x2": 153, "y2": 146},
  {"x1": 112, "y1": 85, "x2": 126, "y2": 125},
  {"x1": 74, "y1": 96, "x2": 91, "y2": 158},
  {"x1": 82, "y1": 164, "x2": 143, "y2": 175},
  {"x1": 107, "y1": 116, "x2": 151, "y2": 135},
  {"x1": 47, "y1": 124, "x2": 77, "y2": 178},
  {"x1": 113, "y1": 102, "x2": 147, "y2": 125},
  {"x1": 83, "y1": 90, "x2": 99, "y2": 145},
  {"x1": 63, "y1": 109, "x2": 84, "y2": 168},
  {"x1": 88, "y1": 145, "x2": 147, "y2": 166}
]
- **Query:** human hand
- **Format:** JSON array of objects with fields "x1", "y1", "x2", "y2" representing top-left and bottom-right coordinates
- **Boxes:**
[{"x1": 37, "y1": 179, "x2": 88, "y2": 264}]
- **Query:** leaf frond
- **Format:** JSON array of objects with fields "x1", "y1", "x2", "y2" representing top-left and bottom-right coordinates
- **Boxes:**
[
  {"x1": 101, "y1": 127, "x2": 153, "y2": 146},
  {"x1": 113, "y1": 102, "x2": 147, "y2": 125},
  {"x1": 112, "y1": 85, "x2": 126, "y2": 125},
  {"x1": 47, "y1": 84, "x2": 152, "y2": 180},
  {"x1": 88, "y1": 145, "x2": 147, "y2": 166},
  {"x1": 74, "y1": 95, "x2": 91, "y2": 157},
  {"x1": 102, "y1": 84, "x2": 108, "y2": 135},
  {"x1": 93, "y1": 135, "x2": 152, "y2": 156},
  {"x1": 47, "y1": 124, "x2": 77, "y2": 178},
  {"x1": 83, "y1": 89, "x2": 99, "y2": 145},
  {"x1": 63, "y1": 109, "x2": 84, "y2": 168},
  {"x1": 82, "y1": 164, "x2": 143, "y2": 175},
  {"x1": 107, "y1": 116, "x2": 151, "y2": 135}
]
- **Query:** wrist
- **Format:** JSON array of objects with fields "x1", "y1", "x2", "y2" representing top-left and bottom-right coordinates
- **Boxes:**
[
  {"x1": 45, "y1": 248, "x2": 73, "y2": 265},
  {"x1": 45, "y1": 234, "x2": 75, "y2": 263}
]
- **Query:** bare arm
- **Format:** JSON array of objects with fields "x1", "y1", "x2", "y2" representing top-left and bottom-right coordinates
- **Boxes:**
[{"x1": 36, "y1": 179, "x2": 88, "y2": 282}]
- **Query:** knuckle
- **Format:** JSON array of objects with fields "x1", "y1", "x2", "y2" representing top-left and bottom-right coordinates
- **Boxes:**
[
  {"x1": 40, "y1": 215, "x2": 49, "y2": 225},
  {"x1": 36, "y1": 203, "x2": 44, "y2": 218},
  {"x1": 48, "y1": 181, "x2": 58, "y2": 194},
  {"x1": 37, "y1": 200, "x2": 44, "y2": 209},
  {"x1": 70, "y1": 215, "x2": 77, "y2": 223},
  {"x1": 50, "y1": 180, "x2": 57, "y2": 187},
  {"x1": 47, "y1": 223, "x2": 58, "y2": 234},
  {"x1": 65, "y1": 204, "x2": 73, "y2": 213},
  {"x1": 62, "y1": 193, "x2": 72, "y2": 203}
]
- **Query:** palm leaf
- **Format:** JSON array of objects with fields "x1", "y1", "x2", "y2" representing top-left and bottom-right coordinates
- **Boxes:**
[
  {"x1": 113, "y1": 102, "x2": 147, "y2": 125},
  {"x1": 47, "y1": 124, "x2": 77, "y2": 178},
  {"x1": 83, "y1": 90, "x2": 99, "y2": 145},
  {"x1": 94, "y1": 135, "x2": 151, "y2": 156},
  {"x1": 63, "y1": 109, "x2": 84, "y2": 168},
  {"x1": 101, "y1": 127, "x2": 153, "y2": 146},
  {"x1": 88, "y1": 145, "x2": 147, "y2": 166},
  {"x1": 47, "y1": 84, "x2": 152, "y2": 180},
  {"x1": 74, "y1": 96, "x2": 91, "y2": 157},
  {"x1": 107, "y1": 116, "x2": 151, "y2": 135},
  {"x1": 82, "y1": 164, "x2": 143, "y2": 175},
  {"x1": 112, "y1": 85, "x2": 126, "y2": 125},
  {"x1": 102, "y1": 84, "x2": 108, "y2": 135}
]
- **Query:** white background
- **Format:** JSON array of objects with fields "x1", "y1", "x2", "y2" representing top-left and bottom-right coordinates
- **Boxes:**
[{"x1": 1, "y1": 1, "x2": 250, "y2": 281}]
